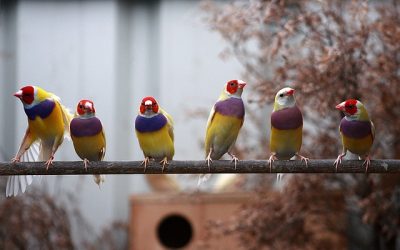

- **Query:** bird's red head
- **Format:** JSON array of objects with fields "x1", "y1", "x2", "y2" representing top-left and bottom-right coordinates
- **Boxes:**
[
  {"x1": 336, "y1": 99, "x2": 358, "y2": 115},
  {"x1": 140, "y1": 96, "x2": 159, "y2": 114},
  {"x1": 226, "y1": 80, "x2": 246, "y2": 95},
  {"x1": 14, "y1": 86, "x2": 35, "y2": 105},
  {"x1": 77, "y1": 99, "x2": 95, "y2": 115}
]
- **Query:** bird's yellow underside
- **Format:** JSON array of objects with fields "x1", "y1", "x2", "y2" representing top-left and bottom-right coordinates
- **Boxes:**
[
  {"x1": 205, "y1": 113, "x2": 243, "y2": 157},
  {"x1": 71, "y1": 132, "x2": 106, "y2": 161},
  {"x1": 136, "y1": 125, "x2": 174, "y2": 160},
  {"x1": 341, "y1": 133, "x2": 373, "y2": 156},
  {"x1": 270, "y1": 126, "x2": 302, "y2": 159},
  {"x1": 27, "y1": 101, "x2": 65, "y2": 141}
]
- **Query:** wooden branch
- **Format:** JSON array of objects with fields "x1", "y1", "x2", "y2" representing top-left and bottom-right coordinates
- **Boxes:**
[{"x1": 0, "y1": 160, "x2": 397, "y2": 175}]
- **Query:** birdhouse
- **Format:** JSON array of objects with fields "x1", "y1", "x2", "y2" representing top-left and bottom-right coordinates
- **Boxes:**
[{"x1": 129, "y1": 192, "x2": 251, "y2": 249}]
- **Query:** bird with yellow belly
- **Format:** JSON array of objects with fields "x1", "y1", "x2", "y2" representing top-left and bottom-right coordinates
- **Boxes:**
[
  {"x1": 135, "y1": 96, "x2": 174, "y2": 172},
  {"x1": 70, "y1": 99, "x2": 106, "y2": 186},
  {"x1": 334, "y1": 99, "x2": 374, "y2": 172},
  {"x1": 197, "y1": 80, "x2": 246, "y2": 186},
  {"x1": 204, "y1": 79, "x2": 246, "y2": 169},
  {"x1": 8, "y1": 85, "x2": 72, "y2": 197},
  {"x1": 269, "y1": 87, "x2": 308, "y2": 172}
]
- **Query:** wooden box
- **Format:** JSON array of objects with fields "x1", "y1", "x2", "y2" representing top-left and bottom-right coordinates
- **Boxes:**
[{"x1": 130, "y1": 192, "x2": 251, "y2": 249}]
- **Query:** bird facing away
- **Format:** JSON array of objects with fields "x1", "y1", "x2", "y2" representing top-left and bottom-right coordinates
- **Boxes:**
[
  {"x1": 269, "y1": 87, "x2": 308, "y2": 171},
  {"x1": 334, "y1": 99, "x2": 374, "y2": 172},
  {"x1": 70, "y1": 100, "x2": 106, "y2": 186},
  {"x1": 135, "y1": 96, "x2": 174, "y2": 172},
  {"x1": 204, "y1": 79, "x2": 246, "y2": 170},
  {"x1": 8, "y1": 85, "x2": 73, "y2": 197}
]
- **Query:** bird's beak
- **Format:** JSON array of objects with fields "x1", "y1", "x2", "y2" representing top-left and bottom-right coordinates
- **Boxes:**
[
  {"x1": 14, "y1": 90, "x2": 23, "y2": 98},
  {"x1": 144, "y1": 100, "x2": 153, "y2": 110},
  {"x1": 335, "y1": 102, "x2": 345, "y2": 111},
  {"x1": 84, "y1": 102, "x2": 93, "y2": 110},
  {"x1": 238, "y1": 83, "x2": 246, "y2": 89},
  {"x1": 286, "y1": 89, "x2": 295, "y2": 96}
]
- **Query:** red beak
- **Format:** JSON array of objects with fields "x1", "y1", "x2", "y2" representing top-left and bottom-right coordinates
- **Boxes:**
[
  {"x1": 14, "y1": 90, "x2": 22, "y2": 98},
  {"x1": 286, "y1": 89, "x2": 295, "y2": 96},
  {"x1": 238, "y1": 83, "x2": 246, "y2": 89},
  {"x1": 335, "y1": 103, "x2": 345, "y2": 111}
]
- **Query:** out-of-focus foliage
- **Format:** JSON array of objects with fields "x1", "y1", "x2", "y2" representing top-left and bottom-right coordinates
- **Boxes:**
[
  {"x1": 83, "y1": 222, "x2": 129, "y2": 250},
  {"x1": 206, "y1": 175, "x2": 347, "y2": 250},
  {"x1": 0, "y1": 189, "x2": 74, "y2": 249},
  {"x1": 203, "y1": 0, "x2": 400, "y2": 249},
  {"x1": 0, "y1": 180, "x2": 129, "y2": 249}
]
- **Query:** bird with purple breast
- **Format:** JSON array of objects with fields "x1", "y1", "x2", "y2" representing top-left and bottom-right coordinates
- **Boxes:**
[{"x1": 70, "y1": 99, "x2": 106, "y2": 186}]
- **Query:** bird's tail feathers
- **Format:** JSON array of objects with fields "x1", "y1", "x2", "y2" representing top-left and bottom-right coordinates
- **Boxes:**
[
  {"x1": 93, "y1": 174, "x2": 106, "y2": 187},
  {"x1": 6, "y1": 175, "x2": 35, "y2": 197},
  {"x1": 6, "y1": 141, "x2": 41, "y2": 197},
  {"x1": 197, "y1": 174, "x2": 212, "y2": 187},
  {"x1": 20, "y1": 141, "x2": 40, "y2": 162},
  {"x1": 276, "y1": 173, "x2": 284, "y2": 182}
]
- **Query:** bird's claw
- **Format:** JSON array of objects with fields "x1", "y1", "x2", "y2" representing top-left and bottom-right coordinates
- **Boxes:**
[
  {"x1": 45, "y1": 156, "x2": 54, "y2": 170},
  {"x1": 296, "y1": 154, "x2": 309, "y2": 167},
  {"x1": 231, "y1": 157, "x2": 239, "y2": 170},
  {"x1": 160, "y1": 157, "x2": 169, "y2": 172},
  {"x1": 206, "y1": 153, "x2": 213, "y2": 172},
  {"x1": 228, "y1": 153, "x2": 239, "y2": 170},
  {"x1": 268, "y1": 154, "x2": 277, "y2": 173},
  {"x1": 362, "y1": 155, "x2": 371, "y2": 173},
  {"x1": 333, "y1": 154, "x2": 344, "y2": 172},
  {"x1": 141, "y1": 157, "x2": 150, "y2": 173},
  {"x1": 11, "y1": 157, "x2": 20, "y2": 163},
  {"x1": 83, "y1": 159, "x2": 90, "y2": 171}
]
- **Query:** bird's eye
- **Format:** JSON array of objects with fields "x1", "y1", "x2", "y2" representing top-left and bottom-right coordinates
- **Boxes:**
[
  {"x1": 279, "y1": 94, "x2": 284, "y2": 97},
  {"x1": 230, "y1": 83, "x2": 235, "y2": 86},
  {"x1": 79, "y1": 105, "x2": 83, "y2": 109}
]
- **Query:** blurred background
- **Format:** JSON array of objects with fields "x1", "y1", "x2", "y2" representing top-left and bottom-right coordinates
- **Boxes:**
[{"x1": 1, "y1": 0, "x2": 400, "y2": 249}]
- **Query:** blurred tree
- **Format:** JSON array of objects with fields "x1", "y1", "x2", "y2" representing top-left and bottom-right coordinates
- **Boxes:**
[
  {"x1": 0, "y1": 184, "x2": 129, "y2": 250},
  {"x1": 0, "y1": 189, "x2": 74, "y2": 249},
  {"x1": 203, "y1": 0, "x2": 400, "y2": 249}
]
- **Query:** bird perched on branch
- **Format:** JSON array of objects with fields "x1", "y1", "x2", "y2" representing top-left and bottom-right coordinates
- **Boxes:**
[
  {"x1": 334, "y1": 99, "x2": 374, "y2": 172},
  {"x1": 8, "y1": 85, "x2": 73, "y2": 197},
  {"x1": 135, "y1": 96, "x2": 174, "y2": 172},
  {"x1": 199, "y1": 79, "x2": 246, "y2": 185},
  {"x1": 70, "y1": 100, "x2": 106, "y2": 187},
  {"x1": 269, "y1": 87, "x2": 308, "y2": 173}
]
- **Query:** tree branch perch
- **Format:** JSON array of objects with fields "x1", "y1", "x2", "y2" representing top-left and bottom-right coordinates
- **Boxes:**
[{"x1": 0, "y1": 160, "x2": 397, "y2": 175}]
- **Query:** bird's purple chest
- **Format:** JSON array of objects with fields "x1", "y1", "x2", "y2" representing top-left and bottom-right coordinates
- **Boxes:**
[
  {"x1": 24, "y1": 99, "x2": 55, "y2": 120},
  {"x1": 340, "y1": 118, "x2": 372, "y2": 139},
  {"x1": 70, "y1": 117, "x2": 103, "y2": 137},
  {"x1": 135, "y1": 114, "x2": 167, "y2": 133},
  {"x1": 214, "y1": 98, "x2": 245, "y2": 118},
  {"x1": 271, "y1": 106, "x2": 303, "y2": 130}
]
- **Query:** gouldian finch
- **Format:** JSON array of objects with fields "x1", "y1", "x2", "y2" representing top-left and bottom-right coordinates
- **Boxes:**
[
  {"x1": 135, "y1": 96, "x2": 174, "y2": 172},
  {"x1": 8, "y1": 85, "x2": 73, "y2": 197},
  {"x1": 269, "y1": 87, "x2": 308, "y2": 171},
  {"x1": 70, "y1": 100, "x2": 106, "y2": 186},
  {"x1": 204, "y1": 79, "x2": 246, "y2": 169},
  {"x1": 334, "y1": 99, "x2": 374, "y2": 172}
]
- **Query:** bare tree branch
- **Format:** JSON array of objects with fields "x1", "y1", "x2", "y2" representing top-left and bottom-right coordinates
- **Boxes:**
[{"x1": 0, "y1": 160, "x2": 397, "y2": 175}]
